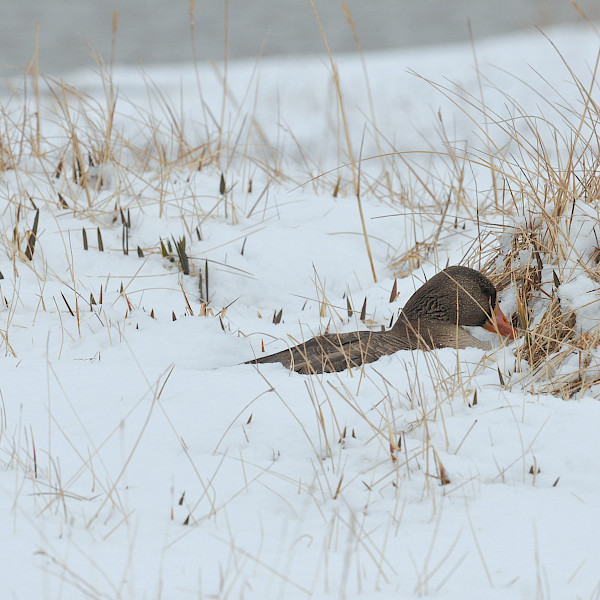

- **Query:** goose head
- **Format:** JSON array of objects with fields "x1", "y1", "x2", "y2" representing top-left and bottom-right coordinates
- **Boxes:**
[{"x1": 401, "y1": 266, "x2": 515, "y2": 339}]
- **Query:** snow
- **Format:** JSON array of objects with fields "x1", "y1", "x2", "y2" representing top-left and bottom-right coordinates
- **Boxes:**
[{"x1": 2, "y1": 22, "x2": 600, "y2": 599}]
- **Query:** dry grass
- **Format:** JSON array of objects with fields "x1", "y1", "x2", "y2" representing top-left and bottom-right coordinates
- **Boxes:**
[{"x1": 475, "y1": 56, "x2": 600, "y2": 398}]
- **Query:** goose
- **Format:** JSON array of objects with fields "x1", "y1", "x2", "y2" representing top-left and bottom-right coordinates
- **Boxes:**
[{"x1": 247, "y1": 266, "x2": 516, "y2": 374}]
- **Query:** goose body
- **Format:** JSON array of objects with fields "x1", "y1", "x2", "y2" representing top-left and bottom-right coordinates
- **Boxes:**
[{"x1": 247, "y1": 266, "x2": 515, "y2": 374}]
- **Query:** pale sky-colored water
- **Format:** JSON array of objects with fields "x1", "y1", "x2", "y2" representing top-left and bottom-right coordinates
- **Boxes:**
[{"x1": 2, "y1": 0, "x2": 599, "y2": 77}]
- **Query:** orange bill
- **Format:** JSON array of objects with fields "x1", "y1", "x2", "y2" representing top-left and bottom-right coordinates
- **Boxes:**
[{"x1": 482, "y1": 304, "x2": 517, "y2": 339}]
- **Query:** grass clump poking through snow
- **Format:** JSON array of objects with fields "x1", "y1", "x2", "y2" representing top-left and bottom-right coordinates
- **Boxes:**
[
  {"x1": 380, "y1": 40, "x2": 600, "y2": 401},
  {"x1": 462, "y1": 49, "x2": 600, "y2": 399}
]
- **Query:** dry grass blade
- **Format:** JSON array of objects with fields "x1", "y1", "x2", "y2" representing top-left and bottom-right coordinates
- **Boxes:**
[
  {"x1": 24, "y1": 209, "x2": 39, "y2": 261},
  {"x1": 308, "y1": 0, "x2": 377, "y2": 283},
  {"x1": 389, "y1": 279, "x2": 398, "y2": 303},
  {"x1": 173, "y1": 236, "x2": 190, "y2": 275},
  {"x1": 360, "y1": 298, "x2": 367, "y2": 322}
]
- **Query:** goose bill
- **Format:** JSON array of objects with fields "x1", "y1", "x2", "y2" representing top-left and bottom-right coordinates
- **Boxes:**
[{"x1": 482, "y1": 305, "x2": 516, "y2": 339}]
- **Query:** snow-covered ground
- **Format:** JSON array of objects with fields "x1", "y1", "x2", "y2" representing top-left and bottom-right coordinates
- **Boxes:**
[{"x1": 2, "y1": 22, "x2": 600, "y2": 599}]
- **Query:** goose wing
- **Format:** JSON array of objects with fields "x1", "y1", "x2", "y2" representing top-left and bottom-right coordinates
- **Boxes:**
[{"x1": 248, "y1": 329, "x2": 412, "y2": 374}]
